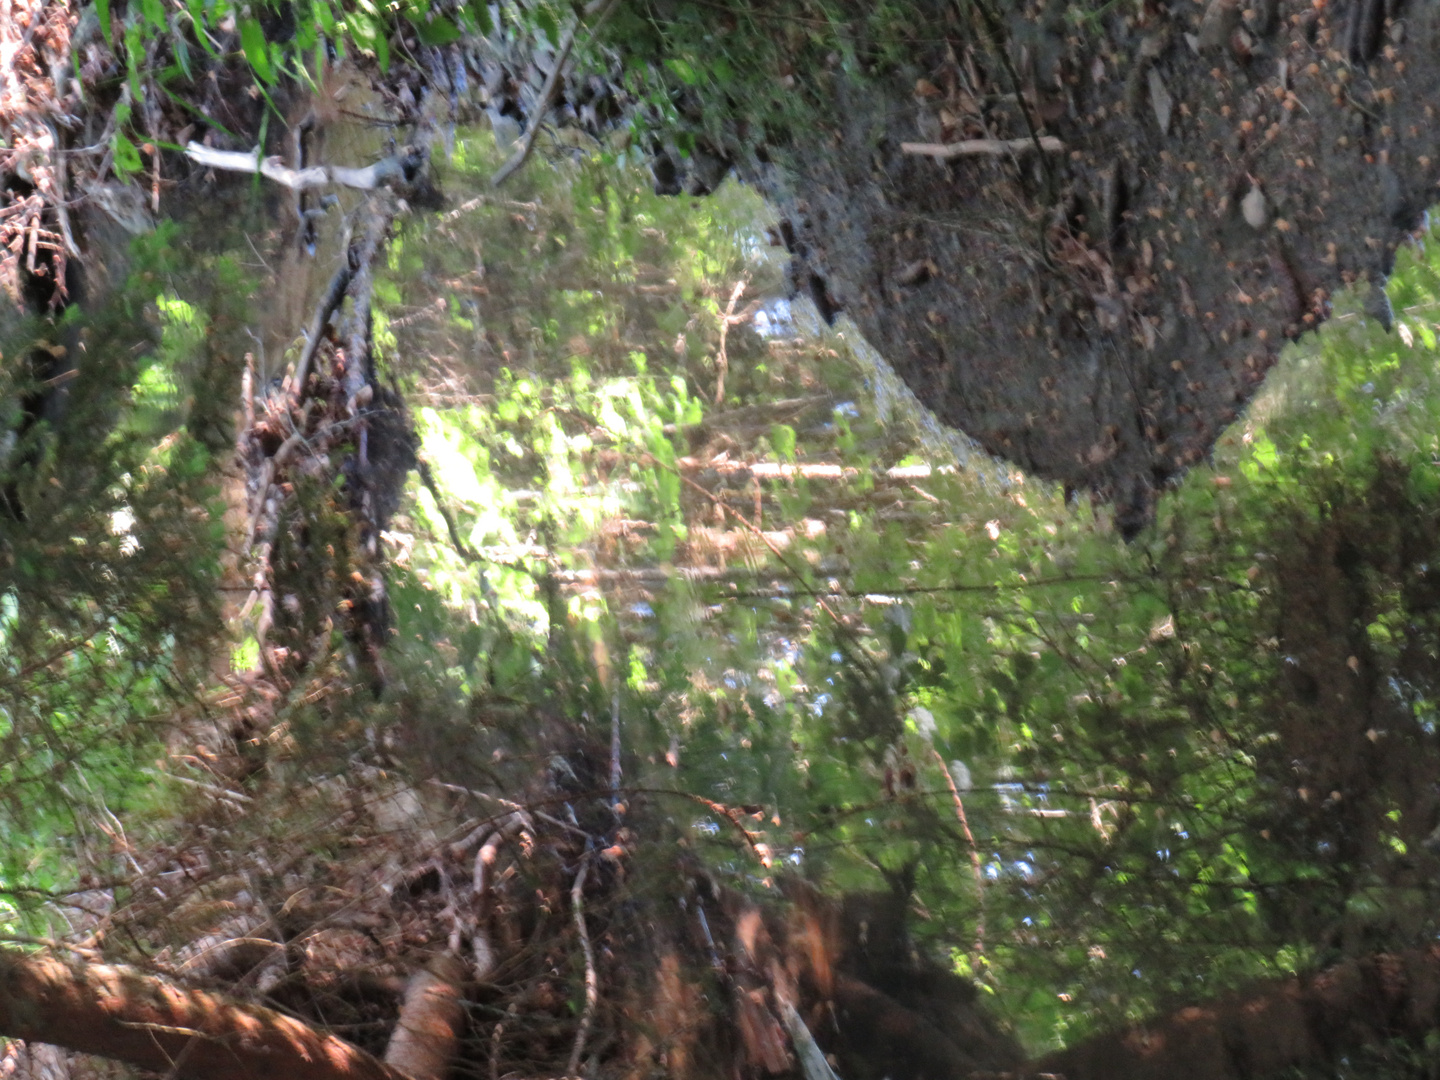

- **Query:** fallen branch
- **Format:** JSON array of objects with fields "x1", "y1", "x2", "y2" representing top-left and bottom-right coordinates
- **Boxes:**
[
  {"x1": 288, "y1": 258, "x2": 354, "y2": 404},
  {"x1": 565, "y1": 858, "x2": 598, "y2": 1078},
  {"x1": 900, "y1": 136, "x2": 1064, "y2": 158},
  {"x1": 244, "y1": 430, "x2": 304, "y2": 551},
  {"x1": 0, "y1": 947, "x2": 416, "y2": 1080},
  {"x1": 184, "y1": 142, "x2": 421, "y2": 192},
  {"x1": 465, "y1": 812, "x2": 532, "y2": 980},
  {"x1": 776, "y1": 997, "x2": 841, "y2": 1080}
]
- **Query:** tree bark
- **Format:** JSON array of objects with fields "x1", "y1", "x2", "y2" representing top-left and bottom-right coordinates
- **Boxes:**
[
  {"x1": 1036, "y1": 947, "x2": 1440, "y2": 1080},
  {"x1": 0, "y1": 947, "x2": 417, "y2": 1080}
]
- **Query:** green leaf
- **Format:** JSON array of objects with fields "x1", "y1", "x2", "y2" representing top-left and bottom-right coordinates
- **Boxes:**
[
  {"x1": 665, "y1": 57, "x2": 699, "y2": 85},
  {"x1": 293, "y1": 11, "x2": 316, "y2": 52},
  {"x1": 238, "y1": 17, "x2": 275, "y2": 84},
  {"x1": 187, "y1": 0, "x2": 218, "y2": 55},
  {"x1": 410, "y1": 13, "x2": 461, "y2": 45},
  {"x1": 96, "y1": 0, "x2": 112, "y2": 47},
  {"x1": 464, "y1": 0, "x2": 493, "y2": 35},
  {"x1": 770, "y1": 423, "x2": 797, "y2": 463},
  {"x1": 112, "y1": 132, "x2": 143, "y2": 176},
  {"x1": 535, "y1": 6, "x2": 559, "y2": 46},
  {"x1": 123, "y1": 22, "x2": 144, "y2": 98},
  {"x1": 171, "y1": 31, "x2": 191, "y2": 80}
]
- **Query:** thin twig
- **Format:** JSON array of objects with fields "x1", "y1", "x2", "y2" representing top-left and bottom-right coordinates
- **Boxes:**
[
  {"x1": 0, "y1": 934, "x2": 102, "y2": 960},
  {"x1": 930, "y1": 747, "x2": 986, "y2": 966},
  {"x1": 713, "y1": 277, "x2": 747, "y2": 405},
  {"x1": 416, "y1": 458, "x2": 482, "y2": 562},
  {"x1": 46, "y1": 122, "x2": 81, "y2": 259},
  {"x1": 609, "y1": 688, "x2": 622, "y2": 807},
  {"x1": 565, "y1": 858, "x2": 597, "y2": 1079},
  {"x1": 491, "y1": 0, "x2": 621, "y2": 186},
  {"x1": 427, "y1": 779, "x2": 591, "y2": 839},
  {"x1": 468, "y1": 812, "x2": 531, "y2": 980},
  {"x1": 490, "y1": 1002, "x2": 517, "y2": 1080}
]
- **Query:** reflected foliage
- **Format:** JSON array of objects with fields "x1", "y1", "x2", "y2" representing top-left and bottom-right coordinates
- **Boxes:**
[
  {"x1": 3, "y1": 117, "x2": 1440, "y2": 1076},
  {"x1": 0, "y1": 224, "x2": 246, "y2": 917}
]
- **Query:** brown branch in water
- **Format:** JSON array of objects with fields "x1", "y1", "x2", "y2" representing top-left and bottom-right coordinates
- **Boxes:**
[
  {"x1": 900, "y1": 136, "x2": 1064, "y2": 158},
  {"x1": 565, "y1": 858, "x2": 598, "y2": 1079},
  {"x1": 491, "y1": 0, "x2": 622, "y2": 187}
]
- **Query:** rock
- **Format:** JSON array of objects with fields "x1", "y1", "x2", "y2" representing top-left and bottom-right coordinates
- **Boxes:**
[
  {"x1": 487, "y1": 107, "x2": 521, "y2": 149},
  {"x1": 1148, "y1": 69, "x2": 1172, "y2": 135},
  {"x1": 1241, "y1": 183, "x2": 1267, "y2": 229},
  {"x1": 1198, "y1": 0, "x2": 1239, "y2": 50},
  {"x1": 895, "y1": 259, "x2": 935, "y2": 287}
]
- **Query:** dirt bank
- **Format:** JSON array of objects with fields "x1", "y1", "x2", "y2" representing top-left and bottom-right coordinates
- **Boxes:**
[{"x1": 749, "y1": 0, "x2": 1439, "y2": 531}]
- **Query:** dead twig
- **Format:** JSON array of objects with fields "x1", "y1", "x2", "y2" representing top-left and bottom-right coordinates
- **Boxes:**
[
  {"x1": 287, "y1": 257, "x2": 353, "y2": 404},
  {"x1": 491, "y1": 0, "x2": 621, "y2": 187},
  {"x1": 900, "y1": 136, "x2": 1064, "y2": 158},
  {"x1": 713, "y1": 277, "x2": 747, "y2": 405},
  {"x1": 565, "y1": 857, "x2": 597, "y2": 1079},
  {"x1": 490, "y1": 1002, "x2": 517, "y2": 1080},
  {"x1": 930, "y1": 746, "x2": 986, "y2": 966},
  {"x1": 467, "y1": 812, "x2": 532, "y2": 981},
  {"x1": 609, "y1": 688, "x2": 622, "y2": 808},
  {"x1": 427, "y1": 780, "x2": 589, "y2": 839},
  {"x1": 416, "y1": 458, "x2": 483, "y2": 562},
  {"x1": 184, "y1": 142, "x2": 420, "y2": 192}
]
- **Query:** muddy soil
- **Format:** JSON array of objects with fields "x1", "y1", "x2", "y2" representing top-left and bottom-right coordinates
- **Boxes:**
[{"x1": 757, "y1": 0, "x2": 1440, "y2": 532}]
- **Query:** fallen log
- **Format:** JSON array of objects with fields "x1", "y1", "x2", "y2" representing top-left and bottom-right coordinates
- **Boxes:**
[{"x1": 0, "y1": 946, "x2": 418, "y2": 1080}]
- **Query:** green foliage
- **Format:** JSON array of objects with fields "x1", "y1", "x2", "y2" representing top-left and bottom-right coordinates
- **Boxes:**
[
  {"x1": 0, "y1": 223, "x2": 248, "y2": 930},
  {"x1": 373, "y1": 153, "x2": 1440, "y2": 1059}
]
